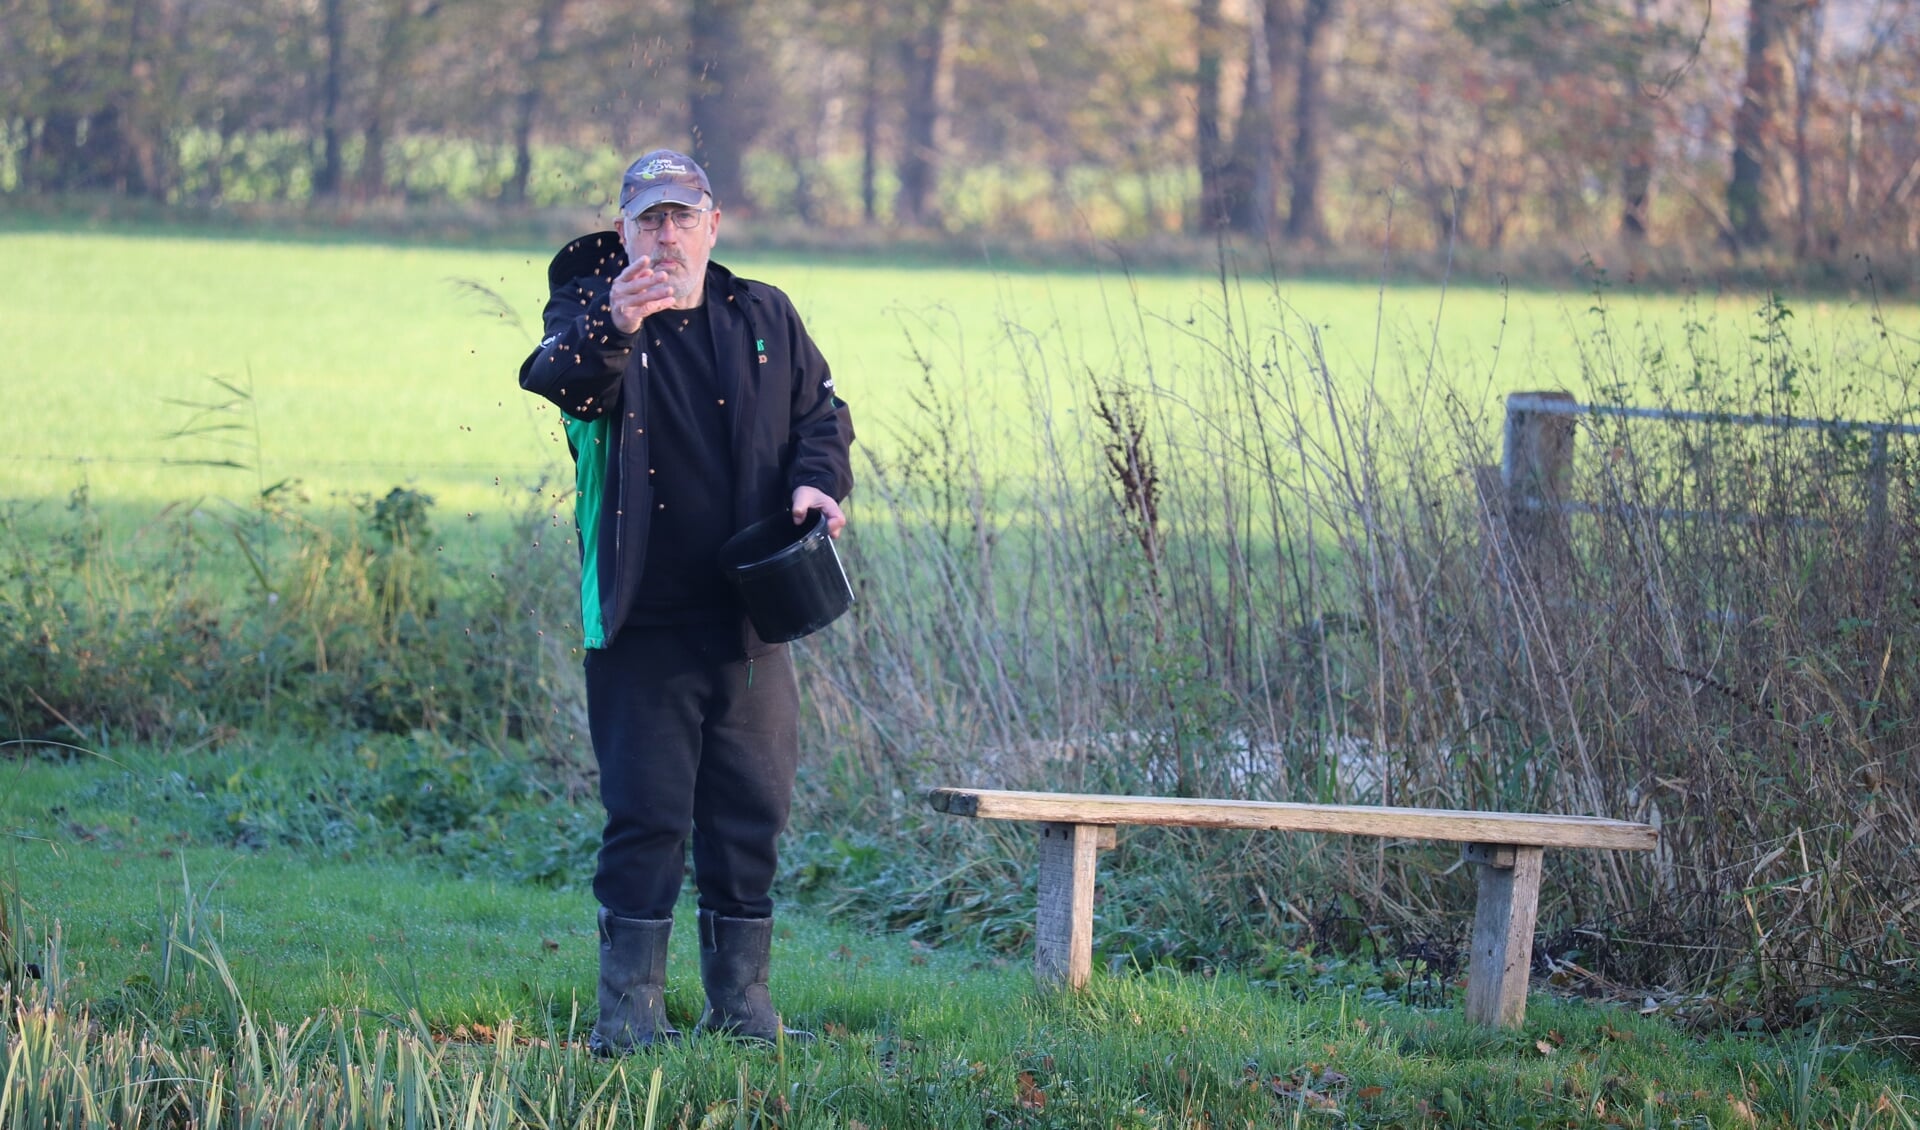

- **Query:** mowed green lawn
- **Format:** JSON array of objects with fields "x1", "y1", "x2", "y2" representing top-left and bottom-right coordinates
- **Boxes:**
[{"x1": 5, "y1": 228, "x2": 1914, "y2": 536}]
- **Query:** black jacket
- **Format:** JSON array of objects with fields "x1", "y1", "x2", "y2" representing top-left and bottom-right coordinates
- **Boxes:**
[{"x1": 518, "y1": 231, "x2": 854, "y2": 648}]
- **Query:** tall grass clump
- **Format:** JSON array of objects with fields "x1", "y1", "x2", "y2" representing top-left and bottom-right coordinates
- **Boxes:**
[
  {"x1": 0, "y1": 901, "x2": 674, "y2": 1129},
  {"x1": 792, "y1": 273, "x2": 1920, "y2": 1030}
]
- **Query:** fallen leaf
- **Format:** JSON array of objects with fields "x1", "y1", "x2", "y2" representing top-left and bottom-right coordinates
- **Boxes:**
[
  {"x1": 1535, "y1": 1039, "x2": 1556, "y2": 1056},
  {"x1": 1017, "y1": 1071, "x2": 1046, "y2": 1111},
  {"x1": 1357, "y1": 1086, "x2": 1384, "y2": 1102}
]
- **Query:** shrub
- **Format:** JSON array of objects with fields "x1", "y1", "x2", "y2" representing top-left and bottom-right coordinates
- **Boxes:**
[
  {"x1": 785, "y1": 281, "x2": 1920, "y2": 1029},
  {"x1": 0, "y1": 482, "x2": 588, "y2": 775}
]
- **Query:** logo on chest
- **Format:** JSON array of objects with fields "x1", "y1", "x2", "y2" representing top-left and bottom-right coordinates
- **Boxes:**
[{"x1": 756, "y1": 338, "x2": 767, "y2": 364}]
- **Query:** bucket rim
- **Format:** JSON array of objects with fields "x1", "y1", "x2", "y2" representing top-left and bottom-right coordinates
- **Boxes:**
[{"x1": 719, "y1": 507, "x2": 833, "y2": 577}]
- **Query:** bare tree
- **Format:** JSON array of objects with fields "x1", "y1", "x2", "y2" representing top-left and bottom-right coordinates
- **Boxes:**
[
  {"x1": 895, "y1": 0, "x2": 957, "y2": 227},
  {"x1": 1617, "y1": 0, "x2": 1655, "y2": 243},
  {"x1": 860, "y1": 0, "x2": 888, "y2": 221},
  {"x1": 1284, "y1": 0, "x2": 1334, "y2": 244},
  {"x1": 313, "y1": 0, "x2": 349, "y2": 199},
  {"x1": 504, "y1": 0, "x2": 569, "y2": 207},
  {"x1": 1789, "y1": 0, "x2": 1825, "y2": 258},
  {"x1": 1727, "y1": 0, "x2": 1785, "y2": 251},
  {"x1": 1194, "y1": 0, "x2": 1228, "y2": 230},
  {"x1": 1223, "y1": 0, "x2": 1281, "y2": 236},
  {"x1": 355, "y1": 0, "x2": 442, "y2": 200},
  {"x1": 689, "y1": 0, "x2": 763, "y2": 212}
]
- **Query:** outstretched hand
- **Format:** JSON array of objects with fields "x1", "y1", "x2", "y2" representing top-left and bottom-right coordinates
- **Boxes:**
[
  {"x1": 791, "y1": 486, "x2": 846, "y2": 538},
  {"x1": 607, "y1": 255, "x2": 676, "y2": 334}
]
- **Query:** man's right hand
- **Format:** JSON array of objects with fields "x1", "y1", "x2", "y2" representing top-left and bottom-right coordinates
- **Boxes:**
[{"x1": 607, "y1": 255, "x2": 675, "y2": 334}]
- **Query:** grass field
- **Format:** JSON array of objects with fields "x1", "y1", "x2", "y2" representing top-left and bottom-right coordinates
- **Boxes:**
[
  {"x1": 5, "y1": 741, "x2": 1917, "y2": 1127},
  {"x1": 9, "y1": 227, "x2": 1915, "y2": 539}
]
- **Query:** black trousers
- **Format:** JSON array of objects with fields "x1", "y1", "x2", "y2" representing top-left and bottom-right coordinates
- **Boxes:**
[{"x1": 584, "y1": 621, "x2": 799, "y2": 920}]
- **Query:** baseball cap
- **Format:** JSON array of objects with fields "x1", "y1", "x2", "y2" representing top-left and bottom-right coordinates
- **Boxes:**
[{"x1": 618, "y1": 150, "x2": 713, "y2": 218}]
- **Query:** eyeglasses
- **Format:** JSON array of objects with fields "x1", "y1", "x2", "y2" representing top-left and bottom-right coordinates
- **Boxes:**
[{"x1": 631, "y1": 207, "x2": 711, "y2": 232}]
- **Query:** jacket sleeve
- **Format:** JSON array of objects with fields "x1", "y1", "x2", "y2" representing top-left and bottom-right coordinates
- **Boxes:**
[
  {"x1": 782, "y1": 299, "x2": 855, "y2": 501},
  {"x1": 518, "y1": 239, "x2": 635, "y2": 420}
]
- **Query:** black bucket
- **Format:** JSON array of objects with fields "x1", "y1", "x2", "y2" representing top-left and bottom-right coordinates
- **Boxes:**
[{"x1": 717, "y1": 508, "x2": 854, "y2": 643}]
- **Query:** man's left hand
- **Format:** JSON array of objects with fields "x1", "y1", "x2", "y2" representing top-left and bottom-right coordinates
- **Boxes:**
[{"x1": 791, "y1": 487, "x2": 846, "y2": 538}]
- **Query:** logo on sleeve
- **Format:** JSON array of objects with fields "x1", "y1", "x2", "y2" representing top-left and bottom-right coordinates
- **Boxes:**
[{"x1": 756, "y1": 338, "x2": 768, "y2": 364}]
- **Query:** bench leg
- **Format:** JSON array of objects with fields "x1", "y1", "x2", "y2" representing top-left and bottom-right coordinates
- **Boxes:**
[
  {"x1": 1034, "y1": 823, "x2": 1113, "y2": 989},
  {"x1": 1463, "y1": 843, "x2": 1544, "y2": 1028}
]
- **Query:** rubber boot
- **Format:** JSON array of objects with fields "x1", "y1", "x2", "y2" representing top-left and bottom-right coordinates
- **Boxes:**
[
  {"x1": 695, "y1": 911, "x2": 815, "y2": 1044},
  {"x1": 588, "y1": 910, "x2": 681, "y2": 1056}
]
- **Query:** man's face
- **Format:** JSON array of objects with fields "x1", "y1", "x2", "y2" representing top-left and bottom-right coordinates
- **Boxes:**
[{"x1": 618, "y1": 201, "x2": 721, "y2": 308}]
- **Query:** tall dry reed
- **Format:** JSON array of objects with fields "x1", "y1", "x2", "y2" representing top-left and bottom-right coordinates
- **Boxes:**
[{"x1": 796, "y1": 275, "x2": 1920, "y2": 1023}]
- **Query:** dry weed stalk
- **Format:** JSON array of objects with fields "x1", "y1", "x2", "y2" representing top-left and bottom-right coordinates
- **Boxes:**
[{"x1": 801, "y1": 279, "x2": 1920, "y2": 1012}]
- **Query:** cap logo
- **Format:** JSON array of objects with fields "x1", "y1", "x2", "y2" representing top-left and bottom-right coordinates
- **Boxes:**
[{"x1": 635, "y1": 157, "x2": 689, "y2": 181}]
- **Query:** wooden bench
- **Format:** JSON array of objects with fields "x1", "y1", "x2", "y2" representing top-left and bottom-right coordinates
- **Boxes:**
[{"x1": 927, "y1": 787, "x2": 1657, "y2": 1028}]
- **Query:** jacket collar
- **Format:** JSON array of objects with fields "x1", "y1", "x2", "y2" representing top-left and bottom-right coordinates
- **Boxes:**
[{"x1": 549, "y1": 230, "x2": 753, "y2": 308}]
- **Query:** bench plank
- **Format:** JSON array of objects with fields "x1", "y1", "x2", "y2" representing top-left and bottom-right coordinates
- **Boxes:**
[{"x1": 929, "y1": 788, "x2": 1656, "y2": 852}]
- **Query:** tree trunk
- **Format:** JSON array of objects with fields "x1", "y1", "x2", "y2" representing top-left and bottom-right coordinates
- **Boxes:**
[
  {"x1": 1727, "y1": 0, "x2": 1782, "y2": 251},
  {"x1": 1617, "y1": 0, "x2": 1653, "y2": 243},
  {"x1": 689, "y1": 0, "x2": 758, "y2": 212},
  {"x1": 1619, "y1": 124, "x2": 1653, "y2": 243},
  {"x1": 314, "y1": 0, "x2": 347, "y2": 199},
  {"x1": 860, "y1": 1, "x2": 883, "y2": 222},
  {"x1": 505, "y1": 0, "x2": 568, "y2": 207},
  {"x1": 1225, "y1": 0, "x2": 1280, "y2": 236},
  {"x1": 117, "y1": 0, "x2": 163, "y2": 198},
  {"x1": 356, "y1": 0, "x2": 437, "y2": 200},
  {"x1": 895, "y1": 0, "x2": 957, "y2": 228},
  {"x1": 357, "y1": 1, "x2": 412, "y2": 199},
  {"x1": 786, "y1": 141, "x2": 817, "y2": 225},
  {"x1": 1194, "y1": 0, "x2": 1227, "y2": 230},
  {"x1": 1283, "y1": 0, "x2": 1334, "y2": 244},
  {"x1": 1791, "y1": 2, "x2": 1824, "y2": 259}
]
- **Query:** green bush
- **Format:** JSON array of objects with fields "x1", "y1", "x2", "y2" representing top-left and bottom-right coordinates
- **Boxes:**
[{"x1": 0, "y1": 483, "x2": 587, "y2": 766}]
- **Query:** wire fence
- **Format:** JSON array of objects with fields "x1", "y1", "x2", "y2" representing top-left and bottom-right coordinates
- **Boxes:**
[{"x1": 1492, "y1": 390, "x2": 1916, "y2": 599}]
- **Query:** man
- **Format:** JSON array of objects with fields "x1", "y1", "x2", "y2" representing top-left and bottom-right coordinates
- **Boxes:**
[{"x1": 517, "y1": 149, "x2": 853, "y2": 1054}]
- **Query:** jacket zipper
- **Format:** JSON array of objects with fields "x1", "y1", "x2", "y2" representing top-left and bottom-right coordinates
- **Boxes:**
[{"x1": 612, "y1": 353, "x2": 636, "y2": 602}]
